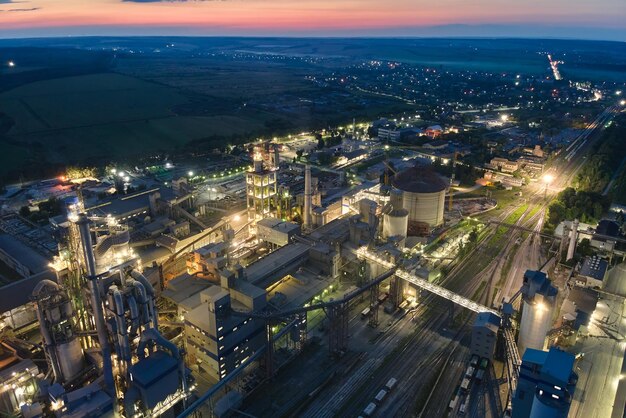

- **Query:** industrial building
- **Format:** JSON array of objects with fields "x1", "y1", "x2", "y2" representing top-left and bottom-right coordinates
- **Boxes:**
[
  {"x1": 512, "y1": 347, "x2": 578, "y2": 418},
  {"x1": 392, "y1": 165, "x2": 447, "y2": 234},
  {"x1": 247, "y1": 148, "x2": 278, "y2": 225},
  {"x1": 471, "y1": 311, "x2": 501, "y2": 360},
  {"x1": 1, "y1": 198, "x2": 193, "y2": 418}
]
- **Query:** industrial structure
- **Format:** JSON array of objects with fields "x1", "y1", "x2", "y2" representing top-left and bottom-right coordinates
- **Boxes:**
[
  {"x1": 512, "y1": 347, "x2": 577, "y2": 418},
  {"x1": 28, "y1": 200, "x2": 191, "y2": 417},
  {"x1": 391, "y1": 166, "x2": 447, "y2": 234},
  {"x1": 246, "y1": 147, "x2": 278, "y2": 227},
  {"x1": 0, "y1": 155, "x2": 590, "y2": 418}
]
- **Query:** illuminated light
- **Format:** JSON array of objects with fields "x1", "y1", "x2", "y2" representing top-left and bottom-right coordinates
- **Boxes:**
[
  {"x1": 8, "y1": 61, "x2": 15, "y2": 67},
  {"x1": 110, "y1": 168, "x2": 117, "y2": 175},
  {"x1": 536, "y1": 301, "x2": 546, "y2": 312},
  {"x1": 500, "y1": 114, "x2": 509, "y2": 122},
  {"x1": 188, "y1": 171, "x2": 194, "y2": 177},
  {"x1": 233, "y1": 215, "x2": 241, "y2": 222},
  {"x1": 543, "y1": 174, "x2": 554, "y2": 184},
  {"x1": 620, "y1": 100, "x2": 626, "y2": 106}
]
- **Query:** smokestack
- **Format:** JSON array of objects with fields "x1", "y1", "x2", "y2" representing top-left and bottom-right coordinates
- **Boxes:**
[
  {"x1": 566, "y1": 219, "x2": 578, "y2": 261},
  {"x1": 304, "y1": 165, "x2": 312, "y2": 228},
  {"x1": 76, "y1": 214, "x2": 115, "y2": 394}
]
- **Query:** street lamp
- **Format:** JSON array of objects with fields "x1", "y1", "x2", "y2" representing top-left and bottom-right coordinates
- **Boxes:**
[{"x1": 543, "y1": 173, "x2": 554, "y2": 199}]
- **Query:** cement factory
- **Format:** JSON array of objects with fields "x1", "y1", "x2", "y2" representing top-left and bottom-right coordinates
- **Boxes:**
[{"x1": 0, "y1": 141, "x2": 623, "y2": 418}]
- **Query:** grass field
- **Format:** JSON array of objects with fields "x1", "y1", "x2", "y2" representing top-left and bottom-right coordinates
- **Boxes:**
[{"x1": 0, "y1": 72, "x2": 274, "y2": 177}]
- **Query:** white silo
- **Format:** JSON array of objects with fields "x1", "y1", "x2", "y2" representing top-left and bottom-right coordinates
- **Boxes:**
[
  {"x1": 518, "y1": 270, "x2": 557, "y2": 356},
  {"x1": 383, "y1": 189, "x2": 409, "y2": 246}
]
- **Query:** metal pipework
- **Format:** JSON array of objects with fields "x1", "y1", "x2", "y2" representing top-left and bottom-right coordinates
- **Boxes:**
[
  {"x1": 129, "y1": 270, "x2": 158, "y2": 328},
  {"x1": 75, "y1": 214, "x2": 115, "y2": 394},
  {"x1": 110, "y1": 286, "x2": 131, "y2": 376},
  {"x1": 32, "y1": 280, "x2": 64, "y2": 383}
]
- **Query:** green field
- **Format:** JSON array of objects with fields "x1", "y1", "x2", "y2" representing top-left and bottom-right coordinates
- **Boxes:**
[{"x1": 0, "y1": 72, "x2": 273, "y2": 178}]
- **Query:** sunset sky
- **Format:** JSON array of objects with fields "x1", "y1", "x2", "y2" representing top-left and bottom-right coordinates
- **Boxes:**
[{"x1": 1, "y1": 0, "x2": 625, "y2": 40}]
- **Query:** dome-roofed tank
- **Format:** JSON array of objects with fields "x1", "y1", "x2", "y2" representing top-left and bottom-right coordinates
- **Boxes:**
[{"x1": 392, "y1": 165, "x2": 448, "y2": 231}]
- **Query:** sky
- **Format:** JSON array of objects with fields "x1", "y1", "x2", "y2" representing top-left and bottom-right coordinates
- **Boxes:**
[{"x1": 0, "y1": 0, "x2": 625, "y2": 41}]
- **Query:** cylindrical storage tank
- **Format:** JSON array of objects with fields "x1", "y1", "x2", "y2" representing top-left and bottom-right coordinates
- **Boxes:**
[
  {"x1": 529, "y1": 388, "x2": 569, "y2": 418},
  {"x1": 383, "y1": 212, "x2": 409, "y2": 240},
  {"x1": 518, "y1": 295, "x2": 555, "y2": 356},
  {"x1": 392, "y1": 166, "x2": 447, "y2": 231},
  {"x1": 56, "y1": 338, "x2": 85, "y2": 382},
  {"x1": 383, "y1": 190, "x2": 408, "y2": 245}
]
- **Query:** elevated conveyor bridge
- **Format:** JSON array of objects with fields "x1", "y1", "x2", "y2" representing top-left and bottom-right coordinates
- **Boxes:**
[{"x1": 355, "y1": 247, "x2": 499, "y2": 316}]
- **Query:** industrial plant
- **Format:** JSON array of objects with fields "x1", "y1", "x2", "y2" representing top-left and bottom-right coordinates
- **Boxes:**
[{"x1": 1, "y1": 107, "x2": 625, "y2": 418}]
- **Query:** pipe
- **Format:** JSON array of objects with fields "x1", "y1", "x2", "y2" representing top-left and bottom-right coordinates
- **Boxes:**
[
  {"x1": 127, "y1": 294, "x2": 140, "y2": 337},
  {"x1": 129, "y1": 279, "x2": 152, "y2": 329},
  {"x1": 130, "y1": 270, "x2": 158, "y2": 328},
  {"x1": 75, "y1": 214, "x2": 115, "y2": 394},
  {"x1": 107, "y1": 293, "x2": 122, "y2": 367},
  {"x1": 32, "y1": 280, "x2": 66, "y2": 383},
  {"x1": 111, "y1": 287, "x2": 131, "y2": 373}
]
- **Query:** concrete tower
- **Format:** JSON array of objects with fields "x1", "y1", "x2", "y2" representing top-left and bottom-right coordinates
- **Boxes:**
[
  {"x1": 246, "y1": 148, "x2": 278, "y2": 224},
  {"x1": 303, "y1": 164, "x2": 312, "y2": 228}
]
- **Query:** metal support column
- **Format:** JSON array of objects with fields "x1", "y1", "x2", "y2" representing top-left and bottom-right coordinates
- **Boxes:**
[
  {"x1": 297, "y1": 313, "x2": 307, "y2": 351},
  {"x1": 389, "y1": 274, "x2": 401, "y2": 311},
  {"x1": 263, "y1": 320, "x2": 274, "y2": 379},
  {"x1": 327, "y1": 303, "x2": 349, "y2": 356},
  {"x1": 369, "y1": 284, "x2": 379, "y2": 328}
]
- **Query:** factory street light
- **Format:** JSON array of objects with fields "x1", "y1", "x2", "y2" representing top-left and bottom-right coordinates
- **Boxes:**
[{"x1": 542, "y1": 173, "x2": 554, "y2": 199}]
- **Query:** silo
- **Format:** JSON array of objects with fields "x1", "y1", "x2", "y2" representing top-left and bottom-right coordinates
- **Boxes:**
[
  {"x1": 518, "y1": 270, "x2": 557, "y2": 356},
  {"x1": 392, "y1": 166, "x2": 447, "y2": 233},
  {"x1": 383, "y1": 189, "x2": 409, "y2": 245}
]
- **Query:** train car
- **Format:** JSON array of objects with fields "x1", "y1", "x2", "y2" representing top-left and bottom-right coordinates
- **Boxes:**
[
  {"x1": 448, "y1": 394, "x2": 459, "y2": 410},
  {"x1": 374, "y1": 389, "x2": 388, "y2": 403},
  {"x1": 460, "y1": 377, "x2": 471, "y2": 392},
  {"x1": 363, "y1": 402, "x2": 377, "y2": 417},
  {"x1": 385, "y1": 377, "x2": 398, "y2": 391}
]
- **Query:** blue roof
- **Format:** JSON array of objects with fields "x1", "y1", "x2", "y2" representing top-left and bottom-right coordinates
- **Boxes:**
[
  {"x1": 543, "y1": 348, "x2": 575, "y2": 383},
  {"x1": 522, "y1": 348, "x2": 549, "y2": 366},
  {"x1": 522, "y1": 347, "x2": 575, "y2": 383}
]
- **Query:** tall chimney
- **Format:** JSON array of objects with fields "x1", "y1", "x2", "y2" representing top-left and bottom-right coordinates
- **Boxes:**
[{"x1": 304, "y1": 164, "x2": 312, "y2": 228}]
